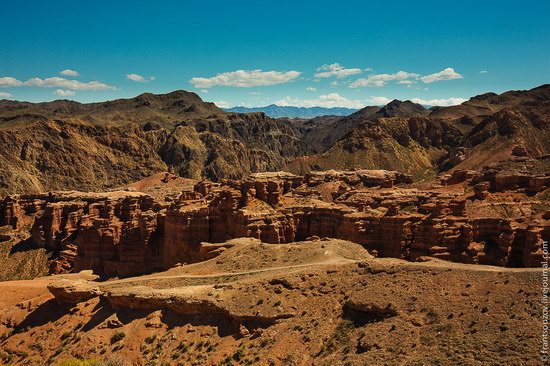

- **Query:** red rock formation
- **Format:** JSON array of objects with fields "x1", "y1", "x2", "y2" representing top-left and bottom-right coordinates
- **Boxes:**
[
  {"x1": 0, "y1": 195, "x2": 46, "y2": 230},
  {"x1": 31, "y1": 201, "x2": 86, "y2": 251},
  {"x1": 50, "y1": 244, "x2": 77, "y2": 274},
  {"x1": 512, "y1": 145, "x2": 529, "y2": 157},
  {"x1": 1, "y1": 169, "x2": 548, "y2": 276},
  {"x1": 473, "y1": 182, "x2": 490, "y2": 200},
  {"x1": 72, "y1": 195, "x2": 162, "y2": 276},
  {"x1": 475, "y1": 167, "x2": 550, "y2": 194}
]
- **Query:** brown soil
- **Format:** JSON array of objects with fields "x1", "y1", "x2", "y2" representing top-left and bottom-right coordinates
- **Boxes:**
[{"x1": 0, "y1": 238, "x2": 543, "y2": 365}]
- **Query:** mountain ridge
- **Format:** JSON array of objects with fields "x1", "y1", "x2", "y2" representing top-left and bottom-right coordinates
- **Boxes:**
[
  {"x1": 0, "y1": 84, "x2": 548, "y2": 195},
  {"x1": 224, "y1": 104, "x2": 358, "y2": 118}
]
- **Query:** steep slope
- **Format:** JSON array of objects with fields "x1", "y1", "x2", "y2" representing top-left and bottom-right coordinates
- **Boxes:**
[
  {"x1": 287, "y1": 116, "x2": 464, "y2": 180},
  {"x1": 288, "y1": 85, "x2": 550, "y2": 179},
  {"x1": 0, "y1": 119, "x2": 168, "y2": 194},
  {"x1": 452, "y1": 108, "x2": 550, "y2": 171},
  {"x1": 292, "y1": 100, "x2": 429, "y2": 156},
  {"x1": 0, "y1": 94, "x2": 304, "y2": 195},
  {"x1": 429, "y1": 84, "x2": 550, "y2": 122},
  {"x1": 1, "y1": 85, "x2": 549, "y2": 195}
]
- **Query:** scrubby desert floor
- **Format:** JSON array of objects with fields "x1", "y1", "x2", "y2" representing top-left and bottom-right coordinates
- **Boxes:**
[{"x1": 0, "y1": 238, "x2": 544, "y2": 365}]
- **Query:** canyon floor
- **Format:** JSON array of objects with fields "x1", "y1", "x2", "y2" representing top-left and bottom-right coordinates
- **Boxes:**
[{"x1": 0, "y1": 238, "x2": 544, "y2": 366}]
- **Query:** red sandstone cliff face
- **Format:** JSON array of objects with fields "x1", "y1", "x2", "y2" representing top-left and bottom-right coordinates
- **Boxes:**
[
  {"x1": 1, "y1": 168, "x2": 548, "y2": 277},
  {"x1": 0, "y1": 192, "x2": 164, "y2": 276}
]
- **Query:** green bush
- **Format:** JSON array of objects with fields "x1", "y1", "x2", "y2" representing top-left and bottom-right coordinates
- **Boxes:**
[{"x1": 110, "y1": 331, "x2": 126, "y2": 344}]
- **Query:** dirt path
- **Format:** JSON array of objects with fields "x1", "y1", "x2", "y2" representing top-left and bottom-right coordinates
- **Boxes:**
[
  {"x1": 104, "y1": 256, "x2": 356, "y2": 286},
  {"x1": 0, "y1": 278, "x2": 52, "y2": 307},
  {"x1": 378, "y1": 256, "x2": 544, "y2": 273}
]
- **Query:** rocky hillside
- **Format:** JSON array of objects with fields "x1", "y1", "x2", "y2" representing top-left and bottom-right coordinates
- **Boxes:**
[
  {"x1": 287, "y1": 85, "x2": 550, "y2": 180},
  {"x1": 0, "y1": 85, "x2": 549, "y2": 195},
  {"x1": 0, "y1": 92, "x2": 305, "y2": 195}
]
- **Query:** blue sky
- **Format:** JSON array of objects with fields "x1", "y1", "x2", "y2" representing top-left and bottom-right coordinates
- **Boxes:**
[{"x1": 1, "y1": 0, "x2": 549, "y2": 108}]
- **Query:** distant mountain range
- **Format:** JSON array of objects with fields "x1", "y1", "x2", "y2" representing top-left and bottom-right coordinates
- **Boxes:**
[{"x1": 224, "y1": 104, "x2": 358, "y2": 118}]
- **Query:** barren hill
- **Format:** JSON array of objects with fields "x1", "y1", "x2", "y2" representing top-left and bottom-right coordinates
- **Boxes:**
[
  {"x1": 0, "y1": 85, "x2": 549, "y2": 196},
  {"x1": 287, "y1": 85, "x2": 550, "y2": 179},
  {"x1": 0, "y1": 92, "x2": 304, "y2": 195}
]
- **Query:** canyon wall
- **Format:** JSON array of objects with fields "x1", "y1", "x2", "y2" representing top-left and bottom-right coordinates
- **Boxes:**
[{"x1": 1, "y1": 169, "x2": 548, "y2": 277}]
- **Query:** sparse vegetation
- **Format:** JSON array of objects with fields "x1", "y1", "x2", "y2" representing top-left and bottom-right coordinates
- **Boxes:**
[
  {"x1": 145, "y1": 335, "x2": 156, "y2": 344},
  {"x1": 56, "y1": 360, "x2": 101, "y2": 366},
  {"x1": 110, "y1": 331, "x2": 126, "y2": 344},
  {"x1": 232, "y1": 346, "x2": 245, "y2": 361}
]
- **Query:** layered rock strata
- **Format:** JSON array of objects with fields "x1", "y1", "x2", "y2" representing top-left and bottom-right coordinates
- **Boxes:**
[{"x1": 1, "y1": 169, "x2": 548, "y2": 276}]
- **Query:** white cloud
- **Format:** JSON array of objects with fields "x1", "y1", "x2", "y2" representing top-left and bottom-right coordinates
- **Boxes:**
[
  {"x1": 127, "y1": 73, "x2": 155, "y2": 82},
  {"x1": 350, "y1": 67, "x2": 464, "y2": 87},
  {"x1": 330, "y1": 81, "x2": 339, "y2": 87},
  {"x1": 199, "y1": 89, "x2": 208, "y2": 93},
  {"x1": 0, "y1": 75, "x2": 115, "y2": 91},
  {"x1": 24, "y1": 77, "x2": 115, "y2": 90},
  {"x1": 0, "y1": 77, "x2": 23, "y2": 87},
  {"x1": 480, "y1": 70, "x2": 488, "y2": 74},
  {"x1": 420, "y1": 67, "x2": 463, "y2": 83},
  {"x1": 410, "y1": 97, "x2": 466, "y2": 106},
  {"x1": 60, "y1": 69, "x2": 79, "y2": 77},
  {"x1": 367, "y1": 96, "x2": 392, "y2": 105},
  {"x1": 350, "y1": 71, "x2": 419, "y2": 88},
  {"x1": 214, "y1": 100, "x2": 231, "y2": 108},
  {"x1": 397, "y1": 80, "x2": 416, "y2": 85},
  {"x1": 276, "y1": 93, "x2": 365, "y2": 109},
  {"x1": 274, "y1": 93, "x2": 399, "y2": 108},
  {"x1": 53, "y1": 89, "x2": 76, "y2": 97},
  {"x1": 248, "y1": 91, "x2": 262, "y2": 95},
  {"x1": 189, "y1": 69, "x2": 301, "y2": 88},
  {"x1": 273, "y1": 94, "x2": 465, "y2": 108},
  {"x1": 306, "y1": 87, "x2": 317, "y2": 92},
  {"x1": 314, "y1": 63, "x2": 362, "y2": 79},
  {"x1": 0, "y1": 92, "x2": 12, "y2": 98}
]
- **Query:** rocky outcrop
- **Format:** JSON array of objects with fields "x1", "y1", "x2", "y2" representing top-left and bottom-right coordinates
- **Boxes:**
[
  {"x1": 48, "y1": 279, "x2": 103, "y2": 305},
  {"x1": 0, "y1": 191, "x2": 164, "y2": 276},
  {"x1": 46, "y1": 271, "x2": 101, "y2": 305},
  {"x1": 305, "y1": 169, "x2": 412, "y2": 188},
  {"x1": 72, "y1": 194, "x2": 163, "y2": 275},
  {"x1": 1, "y1": 168, "x2": 548, "y2": 276},
  {"x1": 474, "y1": 166, "x2": 550, "y2": 194},
  {"x1": 473, "y1": 182, "x2": 490, "y2": 200}
]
